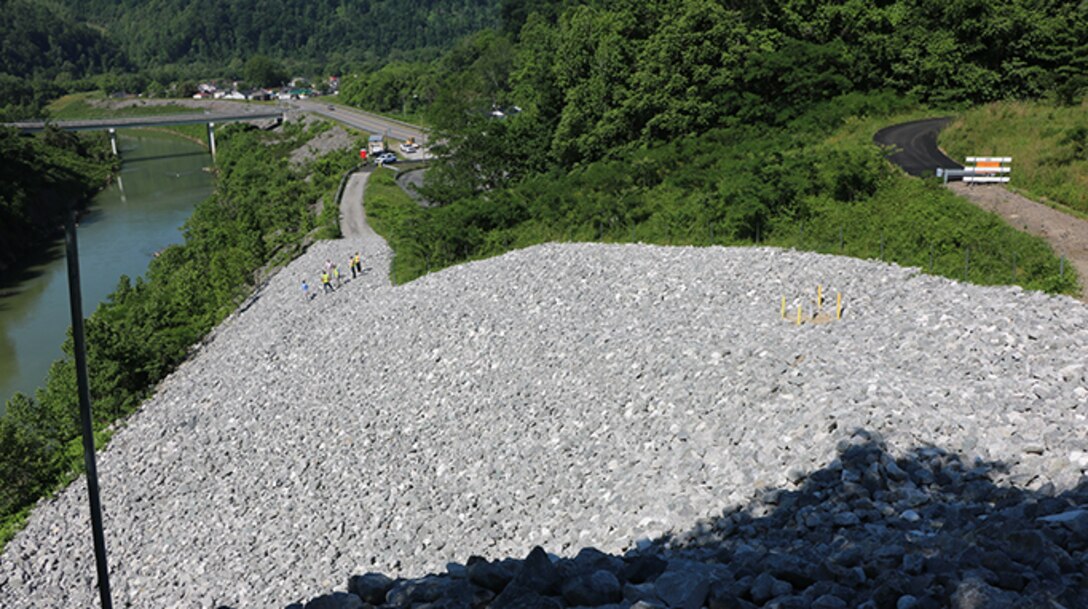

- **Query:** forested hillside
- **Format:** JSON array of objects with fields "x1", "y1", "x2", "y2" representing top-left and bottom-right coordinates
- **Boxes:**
[
  {"x1": 360, "y1": 0, "x2": 1085, "y2": 296},
  {"x1": 0, "y1": 128, "x2": 116, "y2": 271},
  {"x1": 0, "y1": 0, "x2": 501, "y2": 119},
  {"x1": 0, "y1": 1, "x2": 128, "y2": 120},
  {"x1": 424, "y1": 0, "x2": 1088, "y2": 185},
  {"x1": 50, "y1": 0, "x2": 500, "y2": 72}
]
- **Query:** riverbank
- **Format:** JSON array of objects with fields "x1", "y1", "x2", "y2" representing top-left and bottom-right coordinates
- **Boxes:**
[
  {"x1": 0, "y1": 116, "x2": 356, "y2": 550},
  {"x1": 0, "y1": 132, "x2": 213, "y2": 409}
]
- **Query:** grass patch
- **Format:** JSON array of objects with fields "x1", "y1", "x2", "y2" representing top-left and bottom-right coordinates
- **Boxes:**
[
  {"x1": 940, "y1": 100, "x2": 1088, "y2": 218},
  {"x1": 364, "y1": 168, "x2": 428, "y2": 284},
  {"x1": 47, "y1": 92, "x2": 201, "y2": 120},
  {"x1": 766, "y1": 177, "x2": 1077, "y2": 294}
]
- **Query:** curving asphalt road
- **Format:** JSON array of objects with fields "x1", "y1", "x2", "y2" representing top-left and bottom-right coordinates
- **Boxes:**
[{"x1": 873, "y1": 117, "x2": 962, "y2": 177}]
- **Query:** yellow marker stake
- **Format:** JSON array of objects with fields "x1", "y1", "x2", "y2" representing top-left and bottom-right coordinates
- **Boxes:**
[
  {"x1": 781, "y1": 296, "x2": 786, "y2": 319},
  {"x1": 796, "y1": 303, "x2": 803, "y2": 326},
  {"x1": 817, "y1": 285, "x2": 822, "y2": 311},
  {"x1": 836, "y1": 292, "x2": 842, "y2": 320}
]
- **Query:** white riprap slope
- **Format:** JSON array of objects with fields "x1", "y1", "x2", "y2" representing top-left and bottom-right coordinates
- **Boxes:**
[{"x1": 1, "y1": 243, "x2": 1085, "y2": 608}]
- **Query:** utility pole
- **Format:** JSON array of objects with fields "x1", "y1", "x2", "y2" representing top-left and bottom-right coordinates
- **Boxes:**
[{"x1": 64, "y1": 209, "x2": 114, "y2": 609}]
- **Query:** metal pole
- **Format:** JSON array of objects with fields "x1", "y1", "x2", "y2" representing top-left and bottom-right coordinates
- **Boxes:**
[{"x1": 64, "y1": 210, "x2": 114, "y2": 609}]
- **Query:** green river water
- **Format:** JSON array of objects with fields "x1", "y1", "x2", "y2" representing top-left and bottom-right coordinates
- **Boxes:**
[{"x1": 0, "y1": 132, "x2": 213, "y2": 412}]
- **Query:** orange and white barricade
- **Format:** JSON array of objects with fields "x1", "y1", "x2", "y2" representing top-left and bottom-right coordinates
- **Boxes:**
[{"x1": 963, "y1": 157, "x2": 1011, "y2": 183}]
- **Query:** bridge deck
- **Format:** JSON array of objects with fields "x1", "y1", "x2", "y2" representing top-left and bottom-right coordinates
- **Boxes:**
[{"x1": 4, "y1": 111, "x2": 284, "y2": 133}]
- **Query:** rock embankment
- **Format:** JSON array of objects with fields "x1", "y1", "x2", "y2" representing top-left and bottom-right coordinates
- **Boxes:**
[
  {"x1": 0, "y1": 243, "x2": 1085, "y2": 609},
  {"x1": 299, "y1": 433, "x2": 1088, "y2": 609}
]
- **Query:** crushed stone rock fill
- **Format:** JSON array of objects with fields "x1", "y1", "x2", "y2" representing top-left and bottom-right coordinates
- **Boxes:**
[{"x1": 0, "y1": 242, "x2": 1085, "y2": 609}]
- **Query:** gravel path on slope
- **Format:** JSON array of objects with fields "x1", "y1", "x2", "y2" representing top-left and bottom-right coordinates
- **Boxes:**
[
  {"x1": 340, "y1": 172, "x2": 377, "y2": 240},
  {"x1": 948, "y1": 182, "x2": 1088, "y2": 302},
  {"x1": 0, "y1": 244, "x2": 1085, "y2": 609}
]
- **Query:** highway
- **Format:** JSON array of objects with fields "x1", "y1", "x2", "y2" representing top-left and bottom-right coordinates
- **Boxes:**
[{"x1": 290, "y1": 99, "x2": 428, "y2": 146}]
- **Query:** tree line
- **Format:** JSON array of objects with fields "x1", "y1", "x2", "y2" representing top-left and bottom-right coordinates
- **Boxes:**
[{"x1": 419, "y1": 0, "x2": 1088, "y2": 197}]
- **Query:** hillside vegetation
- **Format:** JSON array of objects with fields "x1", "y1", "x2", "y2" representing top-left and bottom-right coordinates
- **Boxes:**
[
  {"x1": 0, "y1": 0, "x2": 128, "y2": 120},
  {"x1": 45, "y1": 0, "x2": 499, "y2": 76},
  {"x1": 941, "y1": 100, "x2": 1088, "y2": 218},
  {"x1": 362, "y1": 0, "x2": 1084, "y2": 295},
  {"x1": 0, "y1": 128, "x2": 116, "y2": 272}
]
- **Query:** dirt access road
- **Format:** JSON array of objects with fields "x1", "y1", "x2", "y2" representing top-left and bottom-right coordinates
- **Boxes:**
[
  {"x1": 876, "y1": 118, "x2": 1088, "y2": 301},
  {"x1": 948, "y1": 183, "x2": 1088, "y2": 300}
]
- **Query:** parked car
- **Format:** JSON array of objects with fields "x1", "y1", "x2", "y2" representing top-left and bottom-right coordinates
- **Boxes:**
[
  {"x1": 399, "y1": 142, "x2": 419, "y2": 153},
  {"x1": 375, "y1": 152, "x2": 397, "y2": 165}
]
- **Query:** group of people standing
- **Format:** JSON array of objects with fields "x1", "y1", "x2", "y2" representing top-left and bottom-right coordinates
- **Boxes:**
[{"x1": 301, "y1": 251, "x2": 364, "y2": 300}]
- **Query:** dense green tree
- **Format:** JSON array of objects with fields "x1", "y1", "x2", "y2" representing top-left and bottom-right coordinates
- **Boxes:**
[
  {"x1": 244, "y1": 55, "x2": 288, "y2": 88},
  {"x1": 0, "y1": 0, "x2": 128, "y2": 80},
  {"x1": 340, "y1": 62, "x2": 435, "y2": 114},
  {"x1": 51, "y1": 0, "x2": 501, "y2": 70},
  {"x1": 0, "y1": 128, "x2": 115, "y2": 271}
]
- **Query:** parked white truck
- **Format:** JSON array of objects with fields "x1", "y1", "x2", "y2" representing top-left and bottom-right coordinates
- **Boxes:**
[{"x1": 368, "y1": 134, "x2": 386, "y2": 156}]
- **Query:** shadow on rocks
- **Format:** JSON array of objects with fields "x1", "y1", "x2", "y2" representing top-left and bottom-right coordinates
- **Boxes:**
[{"x1": 290, "y1": 429, "x2": 1088, "y2": 609}]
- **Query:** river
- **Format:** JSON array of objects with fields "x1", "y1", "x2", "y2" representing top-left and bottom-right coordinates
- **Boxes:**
[{"x1": 0, "y1": 132, "x2": 213, "y2": 412}]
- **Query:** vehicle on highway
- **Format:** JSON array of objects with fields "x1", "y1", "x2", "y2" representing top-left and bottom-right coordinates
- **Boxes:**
[
  {"x1": 375, "y1": 152, "x2": 397, "y2": 165},
  {"x1": 327, "y1": 105, "x2": 335, "y2": 111}
]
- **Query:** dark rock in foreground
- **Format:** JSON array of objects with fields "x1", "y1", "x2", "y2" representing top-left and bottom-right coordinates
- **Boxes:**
[{"x1": 299, "y1": 434, "x2": 1088, "y2": 609}]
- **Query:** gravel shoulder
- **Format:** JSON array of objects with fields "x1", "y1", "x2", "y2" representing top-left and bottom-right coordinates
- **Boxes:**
[{"x1": 948, "y1": 182, "x2": 1088, "y2": 301}]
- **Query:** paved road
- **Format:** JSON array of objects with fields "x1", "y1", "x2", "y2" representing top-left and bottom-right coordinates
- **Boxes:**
[
  {"x1": 291, "y1": 100, "x2": 428, "y2": 147},
  {"x1": 876, "y1": 117, "x2": 1086, "y2": 299},
  {"x1": 873, "y1": 117, "x2": 962, "y2": 176},
  {"x1": 340, "y1": 171, "x2": 373, "y2": 239}
]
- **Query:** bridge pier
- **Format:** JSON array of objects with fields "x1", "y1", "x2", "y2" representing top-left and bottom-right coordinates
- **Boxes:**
[
  {"x1": 207, "y1": 122, "x2": 217, "y2": 158},
  {"x1": 108, "y1": 128, "x2": 118, "y2": 157}
]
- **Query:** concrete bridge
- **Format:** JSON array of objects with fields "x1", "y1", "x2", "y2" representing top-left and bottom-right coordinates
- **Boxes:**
[
  {"x1": 4, "y1": 102, "x2": 428, "y2": 159},
  {"x1": 4, "y1": 110, "x2": 285, "y2": 157}
]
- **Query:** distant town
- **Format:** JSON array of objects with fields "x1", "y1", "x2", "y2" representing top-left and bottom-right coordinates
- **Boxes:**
[{"x1": 191, "y1": 75, "x2": 340, "y2": 102}]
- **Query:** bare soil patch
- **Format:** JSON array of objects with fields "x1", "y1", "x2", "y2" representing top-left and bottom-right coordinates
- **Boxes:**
[{"x1": 947, "y1": 182, "x2": 1088, "y2": 301}]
